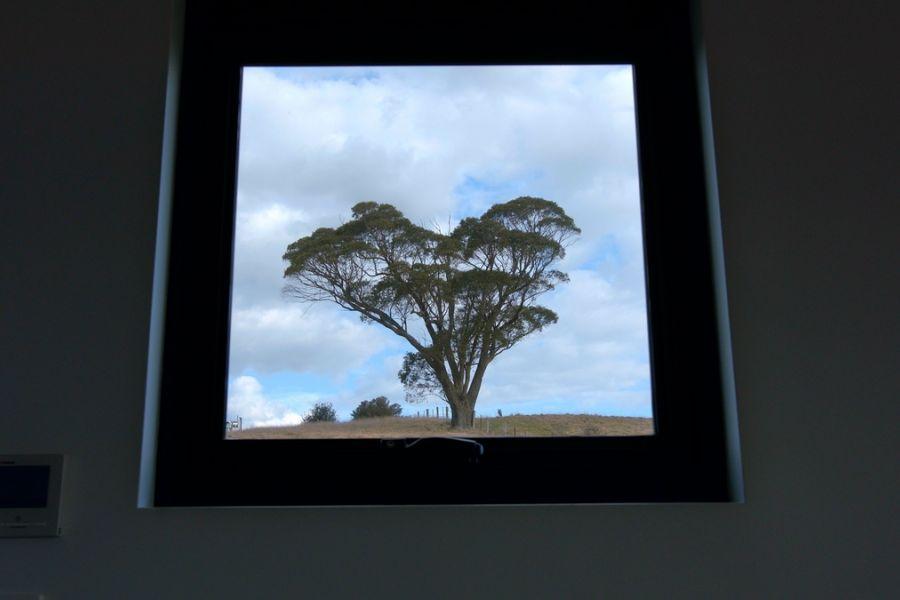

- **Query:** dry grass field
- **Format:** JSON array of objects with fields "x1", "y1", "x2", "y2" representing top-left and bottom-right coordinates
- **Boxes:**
[{"x1": 227, "y1": 414, "x2": 653, "y2": 439}]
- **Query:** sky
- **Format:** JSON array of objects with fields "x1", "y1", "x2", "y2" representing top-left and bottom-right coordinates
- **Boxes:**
[{"x1": 226, "y1": 65, "x2": 652, "y2": 427}]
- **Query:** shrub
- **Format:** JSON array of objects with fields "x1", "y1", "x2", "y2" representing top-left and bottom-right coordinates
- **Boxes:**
[
  {"x1": 304, "y1": 402, "x2": 337, "y2": 423},
  {"x1": 351, "y1": 396, "x2": 403, "y2": 419}
]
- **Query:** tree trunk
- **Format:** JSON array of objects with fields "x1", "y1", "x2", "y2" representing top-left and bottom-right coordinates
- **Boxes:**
[
  {"x1": 441, "y1": 375, "x2": 479, "y2": 429},
  {"x1": 448, "y1": 359, "x2": 489, "y2": 430},
  {"x1": 450, "y1": 403, "x2": 475, "y2": 429},
  {"x1": 448, "y1": 397, "x2": 476, "y2": 429}
]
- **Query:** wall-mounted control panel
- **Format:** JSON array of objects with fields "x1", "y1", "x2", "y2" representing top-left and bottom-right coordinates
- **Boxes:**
[{"x1": 0, "y1": 455, "x2": 63, "y2": 538}]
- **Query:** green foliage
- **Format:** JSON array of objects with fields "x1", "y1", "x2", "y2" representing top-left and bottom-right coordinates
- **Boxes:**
[
  {"x1": 398, "y1": 351, "x2": 442, "y2": 403},
  {"x1": 304, "y1": 402, "x2": 337, "y2": 423},
  {"x1": 283, "y1": 196, "x2": 579, "y2": 427},
  {"x1": 350, "y1": 396, "x2": 403, "y2": 419}
]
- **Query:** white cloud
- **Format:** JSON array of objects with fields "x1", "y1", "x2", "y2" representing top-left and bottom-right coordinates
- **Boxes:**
[
  {"x1": 234, "y1": 66, "x2": 639, "y2": 222},
  {"x1": 239, "y1": 203, "x2": 307, "y2": 242},
  {"x1": 321, "y1": 353, "x2": 408, "y2": 420},
  {"x1": 476, "y1": 269, "x2": 651, "y2": 416},
  {"x1": 230, "y1": 202, "x2": 309, "y2": 309},
  {"x1": 228, "y1": 303, "x2": 397, "y2": 377},
  {"x1": 227, "y1": 375, "x2": 308, "y2": 428}
]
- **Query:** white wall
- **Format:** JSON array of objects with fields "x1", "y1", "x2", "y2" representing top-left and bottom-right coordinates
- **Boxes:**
[{"x1": 1, "y1": 1, "x2": 896, "y2": 597}]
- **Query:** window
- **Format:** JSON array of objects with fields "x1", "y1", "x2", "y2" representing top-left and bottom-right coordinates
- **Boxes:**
[
  {"x1": 226, "y1": 64, "x2": 654, "y2": 439},
  {"x1": 143, "y1": 0, "x2": 743, "y2": 506}
]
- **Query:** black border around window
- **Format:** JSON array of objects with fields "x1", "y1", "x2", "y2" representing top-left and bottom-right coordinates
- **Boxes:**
[{"x1": 145, "y1": 0, "x2": 743, "y2": 506}]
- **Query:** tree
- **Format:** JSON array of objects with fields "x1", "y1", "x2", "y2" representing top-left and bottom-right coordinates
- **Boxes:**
[
  {"x1": 283, "y1": 196, "x2": 579, "y2": 428},
  {"x1": 351, "y1": 396, "x2": 403, "y2": 419},
  {"x1": 304, "y1": 401, "x2": 337, "y2": 423}
]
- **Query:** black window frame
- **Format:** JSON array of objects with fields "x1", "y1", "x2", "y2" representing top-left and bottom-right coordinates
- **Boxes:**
[{"x1": 144, "y1": 0, "x2": 743, "y2": 506}]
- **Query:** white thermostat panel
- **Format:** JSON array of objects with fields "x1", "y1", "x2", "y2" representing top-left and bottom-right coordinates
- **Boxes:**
[{"x1": 0, "y1": 455, "x2": 63, "y2": 538}]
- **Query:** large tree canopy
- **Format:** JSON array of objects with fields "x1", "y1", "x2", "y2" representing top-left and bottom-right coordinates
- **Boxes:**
[{"x1": 283, "y1": 197, "x2": 579, "y2": 428}]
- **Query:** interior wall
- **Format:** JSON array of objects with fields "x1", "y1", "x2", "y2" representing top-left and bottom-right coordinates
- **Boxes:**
[{"x1": 1, "y1": 1, "x2": 896, "y2": 598}]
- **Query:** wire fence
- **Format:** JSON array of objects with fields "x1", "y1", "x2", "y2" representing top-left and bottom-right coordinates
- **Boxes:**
[
  {"x1": 227, "y1": 410, "x2": 524, "y2": 436},
  {"x1": 413, "y1": 406, "x2": 451, "y2": 419},
  {"x1": 407, "y1": 408, "x2": 522, "y2": 436}
]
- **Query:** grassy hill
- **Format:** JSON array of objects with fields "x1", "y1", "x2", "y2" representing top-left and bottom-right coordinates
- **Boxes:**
[{"x1": 227, "y1": 414, "x2": 653, "y2": 439}]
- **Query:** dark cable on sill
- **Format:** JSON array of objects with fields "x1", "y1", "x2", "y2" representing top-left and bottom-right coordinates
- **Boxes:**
[{"x1": 379, "y1": 436, "x2": 484, "y2": 464}]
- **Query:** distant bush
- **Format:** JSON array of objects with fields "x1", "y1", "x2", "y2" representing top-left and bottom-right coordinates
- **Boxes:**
[
  {"x1": 304, "y1": 402, "x2": 337, "y2": 423},
  {"x1": 351, "y1": 396, "x2": 402, "y2": 419}
]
